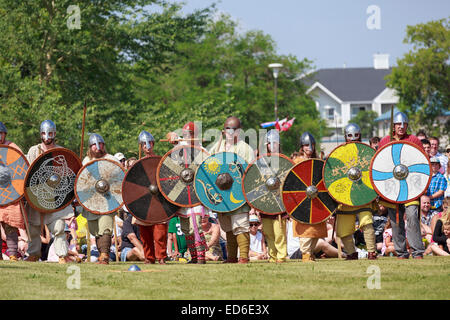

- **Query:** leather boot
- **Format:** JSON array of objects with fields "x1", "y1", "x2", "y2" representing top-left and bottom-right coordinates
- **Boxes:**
[{"x1": 346, "y1": 252, "x2": 359, "y2": 260}]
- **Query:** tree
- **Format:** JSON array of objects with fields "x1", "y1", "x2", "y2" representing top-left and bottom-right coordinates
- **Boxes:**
[
  {"x1": 386, "y1": 18, "x2": 450, "y2": 137},
  {"x1": 137, "y1": 14, "x2": 323, "y2": 156},
  {"x1": 0, "y1": 0, "x2": 210, "y2": 154},
  {"x1": 351, "y1": 110, "x2": 379, "y2": 140}
]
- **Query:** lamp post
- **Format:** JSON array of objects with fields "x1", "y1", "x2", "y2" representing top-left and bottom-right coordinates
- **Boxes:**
[{"x1": 268, "y1": 63, "x2": 283, "y2": 120}]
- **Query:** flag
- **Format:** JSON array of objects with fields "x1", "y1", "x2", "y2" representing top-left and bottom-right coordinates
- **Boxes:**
[
  {"x1": 280, "y1": 117, "x2": 295, "y2": 131},
  {"x1": 260, "y1": 121, "x2": 277, "y2": 128},
  {"x1": 275, "y1": 118, "x2": 287, "y2": 131}
]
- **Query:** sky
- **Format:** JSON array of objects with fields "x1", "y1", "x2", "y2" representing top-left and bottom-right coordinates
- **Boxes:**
[{"x1": 177, "y1": 0, "x2": 450, "y2": 70}]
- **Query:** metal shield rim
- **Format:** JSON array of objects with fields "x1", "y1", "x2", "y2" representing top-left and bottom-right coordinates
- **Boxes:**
[
  {"x1": 0, "y1": 144, "x2": 30, "y2": 207},
  {"x1": 194, "y1": 151, "x2": 248, "y2": 213},
  {"x1": 156, "y1": 145, "x2": 209, "y2": 208},
  {"x1": 75, "y1": 158, "x2": 125, "y2": 215},
  {"x1": 242, "y1": 152, "x2": 293, "y2": 215},
  {"x1": 322, "y1": 142, "x2": 377, "y2": 207},
  {"x1": 122, "y1": 155, "x2": 176, "y2": 224},
  {"x1": 369, "y1": 140, "x2": 432, "y2": 204},
  {"x1": 24, "y1": 147, "x2": 81, "y2": 213},
  {"x1": 281, "y1": 158, "x2": 335, "y2": 225}
]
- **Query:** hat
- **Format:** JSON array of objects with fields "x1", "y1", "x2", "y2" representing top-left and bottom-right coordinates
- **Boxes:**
[
  {"x1": 249, "y1": 215, "x2": 260, "y2": 223},
  {"x1": 446, "y1": 145, "x2": 450, "y2": 151},
  {"x1": 430, "y1": 157, "x2": 440, "y2": 164},
  {"x1": 114, "y1": 152, "x2": 125, "y2": 161}
]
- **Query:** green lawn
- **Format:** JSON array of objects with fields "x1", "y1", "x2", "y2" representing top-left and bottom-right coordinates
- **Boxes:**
[{"x1": 0, "y1": 256, "x2": 449, "y2": 300}]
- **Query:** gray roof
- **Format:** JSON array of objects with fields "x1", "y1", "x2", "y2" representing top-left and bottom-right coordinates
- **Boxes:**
[{"x1": 304, "y1": 67, "x2": 392, "y2": 102}]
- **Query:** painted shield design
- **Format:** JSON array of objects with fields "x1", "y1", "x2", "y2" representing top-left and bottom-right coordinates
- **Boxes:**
[
  {"x1": 157, "y1": 145, "x2": 209, "y2": 207},
  {"x1": 243, "y1": 153, "x2": 293, "y2": 215},
  {"x1": 282, "y1": 159, "x2": 337, "y2": 224},
  {"x1": 323, "y1": 142, "x2": 377, "y2": 207},
  {"x1": 24, "y1": 148, "x2": 81, "y2": 213},
  {"x1": 123, "y1": 156, "x2": 179, "y2": 224},
  {"x1": 0, "y1": 145, "x2": 29, "y2": 206},
  {"x1": 75, "y1": 159, "x2": 125, "y2": 215},
  {"x1": 194, "y1": 152, "x2": 248, "y2": 213},
  {"x1": 370, "y1": 141, "x2": 431, "y2": 203}
]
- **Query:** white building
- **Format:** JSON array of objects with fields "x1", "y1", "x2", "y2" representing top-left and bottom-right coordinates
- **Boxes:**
[{"x1": 303, "y1": 54, "x2": 398, "y2": 154}]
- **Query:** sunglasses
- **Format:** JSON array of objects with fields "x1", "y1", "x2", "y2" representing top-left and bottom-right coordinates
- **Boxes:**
[
  {"x1": 446, "y1": 149, "x2": 450, "y2": 153},
  {"x1": 249, "y1": 223, "x2": 259, "y2": 227}
]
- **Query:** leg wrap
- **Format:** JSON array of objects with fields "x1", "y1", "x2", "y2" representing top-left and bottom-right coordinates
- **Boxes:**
[
  {"x1": 226, "y1": 231, "x2": 238, "y2": 261},
  {"x1": 341, "y1": 235, "x2": 356, "y2": 255},
  {"x1": 236, "y1": 232, "x2": 250, "y2": 259},
  {"x1": 361, "y1": 223, "x2": 376, "y2": 253},
  {"x1": 185, "y1": 235, "x2": 197, "y2": 260}
]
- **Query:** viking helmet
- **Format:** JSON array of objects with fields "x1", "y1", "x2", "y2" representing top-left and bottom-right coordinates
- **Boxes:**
[
  {"x1": 393, "y1": 111, "x2": 408, "y2": 129},
  {"x1": 138, "y1": 130, "x2": 154, "y2": 150},
  {"x1": 300, "y1": 132, "x2": 315, "y2": 151},
  {"x1": 89, "y1": 133, "x2": 105, "y2": 150},
  {"x1": 265, "y1": 129, "x2": 280, "y2": 152},
  {"x1": 0, "y1": 121, "x2": 7, "y2": 134},
  {"x1": 344, "y1": 123, "x2": 361, "y2": 142},
  {"x1": 40, "y1": 120, "x2": 56, "y2": 141}
]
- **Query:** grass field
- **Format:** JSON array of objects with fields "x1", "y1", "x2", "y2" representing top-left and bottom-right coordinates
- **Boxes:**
[{"x1": 0, "y1": 256, "x2": 449, "y2": 300}]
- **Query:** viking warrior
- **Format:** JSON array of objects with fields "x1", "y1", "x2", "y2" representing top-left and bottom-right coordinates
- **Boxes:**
[
  {"x1": 166, "y1": 122, "x2": 211, "y2": 264},
  {"x1": 25, "y1": 120, "x2": 74, "y2": 263},
  {"x1": 334, "y1": 123, "x2": 378, "y2": 260},
  {"x1": 209, "y1": 116, "x2": 255, "y2": 263},
  {"x1": 378, "y1": 112, "x2": 425, "y2": 259},
  {"x1": 0, "y1": 122, "x2": 27, "y2": 261},
  {"x1": 256, "y1": 129, "x2": 288, "y2": 263},
  {"x1": 133, "y1": 130, "x2": 170, "y2": 264},
  {"x1": 81, "y1": 133, "x2": 119, "y2": 264},
  {"x1": 290, "y1": 131, "x2": 327, "y2": 262}
]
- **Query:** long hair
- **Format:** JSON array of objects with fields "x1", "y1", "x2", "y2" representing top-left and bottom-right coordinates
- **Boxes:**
[{"x1": 86, "y1": 146, "x2": 108, "y2": 160}]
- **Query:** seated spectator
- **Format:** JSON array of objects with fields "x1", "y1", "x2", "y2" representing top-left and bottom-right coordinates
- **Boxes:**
[
  {"x1": 167, "y1": 216, "x2": 187, "y2": 261},
  {"x1": 47, "y1": 224, "x2": 81, "y2": 263},
  {"x1": 120, "y1": 214, "x2": 145, "y2": 262},
  {"x1": 369, "y1": 136, "x2": 380, "y2": 150},
  {"x1": 372, "y1": 202, "x2": 388, "y2": 253},
  {"x1": 114, "y1": 152, "x2": 126, "y2": 167},
  {"x1": 201, "y1": 217, "x2": 223, "y2": 261},
  {"x1": 427, "y1": 157, "x2": 447, "y2": 213},
  {"x1": 248, "y1": 215, "x2": 267, "y2": 261},
  {"x1": 382, "y1": 219, "x2": 396, "y2": 256},
  {"x1": 431, "y1": 204, "x2": 450, "y2": 256},
  {"x1": 420, "y1": 195, "x2": 437, "y2": 254}
]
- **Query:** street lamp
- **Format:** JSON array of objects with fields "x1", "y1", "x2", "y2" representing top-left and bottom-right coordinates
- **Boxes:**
[{"x1": 268, "y1": 63, "x2": 283, "y2": 120}]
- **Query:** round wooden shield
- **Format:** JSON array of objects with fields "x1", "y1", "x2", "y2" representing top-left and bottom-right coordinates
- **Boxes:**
[
  {"x1": 0, "y1": 145, "x2": 29, "y2": 206},
  {"x1": 282, "y1": 159, "x2": 337, "y2": 224},
  {"x1": 75, "y1": 159, "x2": 125, "y2": 215},
  {"x1": 157, "y1": 145, "x2": 209, "y2": 208},
  {"x1": 370, "y1": 141, "x2": 431, "y2": 203},
  {"x1": 123, "y1": 156, "x2": 179, "y2": 224},
  {"x1": 24, "y1": 148, "x2": 81, "y2": 213},
  {"x1": 243, "y1": 153, "x2": 293, "y2": 215},
  {"x1": 194, "y1": 152, "x2": 248, "y2": 213},
  {"x1": 323, "y1": 142, "x2": 377, "y2": 207}
]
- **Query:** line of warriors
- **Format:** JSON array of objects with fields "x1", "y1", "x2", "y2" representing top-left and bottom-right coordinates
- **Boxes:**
[{"x1": 0, "y1": 111, "x2": 427, "y2": 264}]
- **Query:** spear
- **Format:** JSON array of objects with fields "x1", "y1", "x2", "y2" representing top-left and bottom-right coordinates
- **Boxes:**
[{"x1": 79, "y1": 100, "x2": 91, "y2": 262}]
